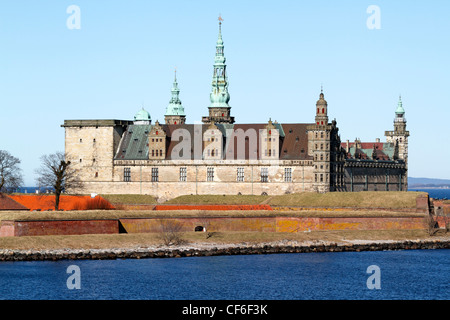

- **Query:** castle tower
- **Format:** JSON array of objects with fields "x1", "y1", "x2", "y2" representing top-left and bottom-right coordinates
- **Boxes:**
[
  {"x1": 308, "y1": 89, "x2": 332, "y2": 192},
  {"x1": 315, "y1": 87, "x2": 329, "y2": 126},
  {"x1": 202, "y1": 15, "x2": 235, "y2": 124},
  {"x1": 164, "y1": 69, "x2": 186, "y2": 125},
  {"x1": 385, "y1": 96, "x2": 409, "y2": 164}
]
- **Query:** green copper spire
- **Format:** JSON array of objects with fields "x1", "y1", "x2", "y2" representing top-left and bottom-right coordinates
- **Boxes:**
[
  {"x1": 209, "y1": 15, "x2": 230, "y2": 110},
  {"x1": 395, "y1": 95, "x2": 405, "y2": 115},
  {"x1": 165, "y1": 69, "x2": 185, "y2": 116}
]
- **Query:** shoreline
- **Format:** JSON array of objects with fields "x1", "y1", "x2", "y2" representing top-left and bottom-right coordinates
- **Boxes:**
[{"x1": 1, "y1": 238, "x2": 448, "y2": 261}]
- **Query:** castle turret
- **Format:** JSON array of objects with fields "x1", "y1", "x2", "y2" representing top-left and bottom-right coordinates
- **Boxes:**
[
  {"x1": 385, "y1": 96, "x2": 409, "y2": 190},
  {"x1": 315, "y1": 87, "x2": 329, "y2": 126},
  {"x1": 164, "y1": 69, "x2": 186, "y2": 125},
  {"x1": 202, "y1": 15, "x2": 235, "y2": 124},
  {"x1": 134, "y1": 108, "x2": 151, "y2": 125},
  {"x1": 308, "y1": 89, "x2": 332, "y2": 192},
  {"x1": 385, "y1": 96, "x2": 409, "y2": 164}
]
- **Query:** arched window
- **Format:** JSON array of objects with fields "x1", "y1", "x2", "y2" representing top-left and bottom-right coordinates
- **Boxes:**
[{"x1": 322, "y1": 108, "x2": 325, "y2": 114}]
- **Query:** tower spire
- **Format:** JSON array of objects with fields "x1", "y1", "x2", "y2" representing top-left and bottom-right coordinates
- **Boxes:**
[
  {"x1": 202, "y1": 15, "x2": 234, "y2": 124},
  {"x1": 164, "y1": 68, "x2": 186, "y2": 125}
]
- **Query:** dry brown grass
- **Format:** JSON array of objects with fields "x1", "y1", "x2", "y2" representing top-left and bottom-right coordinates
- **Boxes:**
[
  {"x1": 267, "y1": 191, "x2": 424, "y2": 208},
  {"x1": 0, "y1": 208, "x2": 425, "y2": 222},
  {"x1": 163, "y1": 191, "x2": 424, "y2": 208},
  {"x1": 0, "y1": 229, "x2": 443, "y2": 251}
]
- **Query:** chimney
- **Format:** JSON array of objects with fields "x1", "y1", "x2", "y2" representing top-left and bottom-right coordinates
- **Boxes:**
[
  {"x1": 346, "y1": 140, "x2": 349, "y2": 153},
  {"x1": 375, "y1": 138, "x2": 380, "y2": 143}
]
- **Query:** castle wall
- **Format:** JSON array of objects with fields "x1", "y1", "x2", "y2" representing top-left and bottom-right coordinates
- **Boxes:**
[
  {"x1": 76, "y1": 161, "x2": 315, "y2": 200},
  {"x1": 344, "y1": 162, "x2": 406, "y2": 192},
  {"x1": 63, "y1": 120, "x2": 130, "y2": 184}
]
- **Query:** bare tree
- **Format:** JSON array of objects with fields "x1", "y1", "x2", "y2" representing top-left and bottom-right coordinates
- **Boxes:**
[
  {"x1": 34, "y1": 152, "x2": 83, "y2": 210},
  {"x1": 158, "y1": 219, "x2": 186, "y2": 246},
  {"x1": 425, "y1": 214, "x2": 438, "y2": 236},
  {"x1": 0, "y1": 150, "x2": 24, "y2": 193}
]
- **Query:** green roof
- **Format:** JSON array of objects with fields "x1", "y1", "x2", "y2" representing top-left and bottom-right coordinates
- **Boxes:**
[
  {"x1": 116, "y1": 124, "x2": 152, "y2": 160},
  {"x1": 134, "y1": 108, "x2": 151, "y2": 121}
]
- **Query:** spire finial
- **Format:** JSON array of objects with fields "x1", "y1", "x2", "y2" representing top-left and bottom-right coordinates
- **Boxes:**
[
  {"x1": 174, "y1": 67, "x2": 177, "y2": 81},
  {"x1": 321, "y1": 83, "x2": 323, "y2": 94},
  {"x1": 218, "y1": 14, "x2": 223, "y2": 40}
]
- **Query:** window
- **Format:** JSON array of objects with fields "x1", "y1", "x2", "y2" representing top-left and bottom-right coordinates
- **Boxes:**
[
  {"x1": 261, "y1": 167, "x2": 268, "y2": 183},
  {"x1": 124, "y1": 168, "x2": 131, "y2": 182},
  {"x1": 284, "y1": 168, "x2": 292, "y2": 182},
  {"x1": 207, "y1": 167, "x2": 214, "y2": 181},
  {"x1": 151, "y1": 167, "x2": 159, "y2": 182},
  {"x1": 237, "y1": 167, "x2": 245, "y2": 182},
  {"x1": 179, "y1": 167, "x2": 187, "y2": 182}
]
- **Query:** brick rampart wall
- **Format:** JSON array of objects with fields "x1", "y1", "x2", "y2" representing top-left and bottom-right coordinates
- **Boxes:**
[
  {"x1": 119, "y1": 216, "x2": 426, "y2": 233},
  {"x1": 0, "y1": 216, "x2": 429, "y2": 237},
  {"x1": 7, "y1": 220, "x2": 118, "y2": 236}
]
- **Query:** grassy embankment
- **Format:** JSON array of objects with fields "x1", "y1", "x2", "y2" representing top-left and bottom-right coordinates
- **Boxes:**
[
  {"x1": 0, "y1": 191, "x2": 438, "y2": 250},
  {"x1": 0, "y1": 191, "x2": 426, "y2": 222}
]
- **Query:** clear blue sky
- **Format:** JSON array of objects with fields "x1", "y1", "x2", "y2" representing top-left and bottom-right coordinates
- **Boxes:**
[{"x1": 0, "y1": 0, "x2": 449, "y2": 185}]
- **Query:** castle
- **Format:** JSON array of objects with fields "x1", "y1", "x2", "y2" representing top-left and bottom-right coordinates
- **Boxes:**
[{"x1": 62, "y1": 18, "x2": 409, "y2": 200}]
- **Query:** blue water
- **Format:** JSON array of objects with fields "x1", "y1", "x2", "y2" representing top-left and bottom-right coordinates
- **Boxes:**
[
  {"x1": 409, "y1": 188, "x2": 450, "y2": 200},
  {"x1": 0, "y1": 249, "x2": 448, "y2": 300}
]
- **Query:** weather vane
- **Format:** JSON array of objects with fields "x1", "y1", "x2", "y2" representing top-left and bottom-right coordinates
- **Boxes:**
[{"x1": 218, "y1": 14, "x2": 223, "y2": 24}]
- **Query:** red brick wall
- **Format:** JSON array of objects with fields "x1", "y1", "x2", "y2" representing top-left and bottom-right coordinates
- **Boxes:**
[
  {"x1": 14, "y1": 220, "x2": 118, "y2": 236},
  {"x1": 1, "y1": 216, "x2": 429, "y2": 237},
  {"x1": 119, "y1": 216, "x2": 426, "y2": 233}
]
